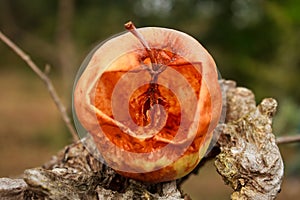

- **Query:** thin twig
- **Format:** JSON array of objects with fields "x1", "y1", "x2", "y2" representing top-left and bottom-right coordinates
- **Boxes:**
[
  {"x1": 0, "y1": 30, "x2": 79, "y2": 142},
  {"x1": 276, "y1": 134, "x2": 300, "y2": 145}
]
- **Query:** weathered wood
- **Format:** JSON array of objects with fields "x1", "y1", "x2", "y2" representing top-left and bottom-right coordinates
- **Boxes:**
[
  {"x1": 215, "y1": 80, "x2": 284, "y2": 200},
  {"x1": 0, "y1": 80, "x2": 284, "y2": 199},
  {"x1": 0, "y1": 178, "x2": 27, "y2": 199}
]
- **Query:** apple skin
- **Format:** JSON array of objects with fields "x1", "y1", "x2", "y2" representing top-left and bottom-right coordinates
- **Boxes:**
[{"x1": 74, "y1": 27, "x2": 222, "y2": 183}]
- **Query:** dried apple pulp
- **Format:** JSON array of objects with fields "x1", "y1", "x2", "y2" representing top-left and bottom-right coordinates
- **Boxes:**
[{"x1": 93, "y1": 48, "x2": 212, "y2": 155}]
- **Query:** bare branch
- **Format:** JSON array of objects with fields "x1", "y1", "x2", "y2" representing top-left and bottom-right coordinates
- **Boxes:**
[
  {"x1": 276, "y1": 134, "x2": 300, "y2": 145},
  {"x1": 215, "y1": 81, "x2": 283, "y2": 200},
  {"x1": 0, "y1": 30, "x2": 79, "y2": 142}
]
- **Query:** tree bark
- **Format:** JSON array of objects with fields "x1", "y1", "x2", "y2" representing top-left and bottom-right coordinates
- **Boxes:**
[{"x1": 0, "y1": 80, "x2": 284, "y2": 199}]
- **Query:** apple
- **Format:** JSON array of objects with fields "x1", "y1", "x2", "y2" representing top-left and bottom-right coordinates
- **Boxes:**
[{"x1": 73, "y1": 21, "x2": 222, "y2": 183}]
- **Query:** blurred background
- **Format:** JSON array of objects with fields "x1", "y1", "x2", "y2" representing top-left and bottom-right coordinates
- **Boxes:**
[{"x1": 0, "y1": 0, "x2": 299, "y2": 199}]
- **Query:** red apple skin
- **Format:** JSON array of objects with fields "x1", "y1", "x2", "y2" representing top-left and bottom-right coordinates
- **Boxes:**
[{"x1": 74, "y1": 27, "x2": 222, "y2": 183}]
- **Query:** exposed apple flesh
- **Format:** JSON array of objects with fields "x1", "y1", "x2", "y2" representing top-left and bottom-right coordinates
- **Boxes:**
[{"x1": 74, "y1": 24, "x2": 222, "y2": 182}]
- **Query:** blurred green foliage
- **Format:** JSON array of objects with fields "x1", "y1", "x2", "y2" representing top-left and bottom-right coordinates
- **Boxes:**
[{"x1": 0, "y1": 0, "x2": 299, "y2": 137}]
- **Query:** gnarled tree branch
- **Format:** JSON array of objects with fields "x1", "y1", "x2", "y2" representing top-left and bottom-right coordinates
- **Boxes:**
[{"x1": 0, "y1": 79, "x2": 285, "y2": 199}]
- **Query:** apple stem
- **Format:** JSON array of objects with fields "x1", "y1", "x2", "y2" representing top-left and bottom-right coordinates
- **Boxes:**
[{"x1": 124, "y1": 21, "x2": 156, "y2": 67}]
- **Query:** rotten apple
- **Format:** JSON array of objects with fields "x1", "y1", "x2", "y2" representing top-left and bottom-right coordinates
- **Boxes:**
[{"x1": 73, "y1": 21, "x2": 222, "y2": 182}]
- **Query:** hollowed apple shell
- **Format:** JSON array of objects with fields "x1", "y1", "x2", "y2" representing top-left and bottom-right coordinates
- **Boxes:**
[{"x1": 74, "y1": 27, "x2": 222, "y2": 183}]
